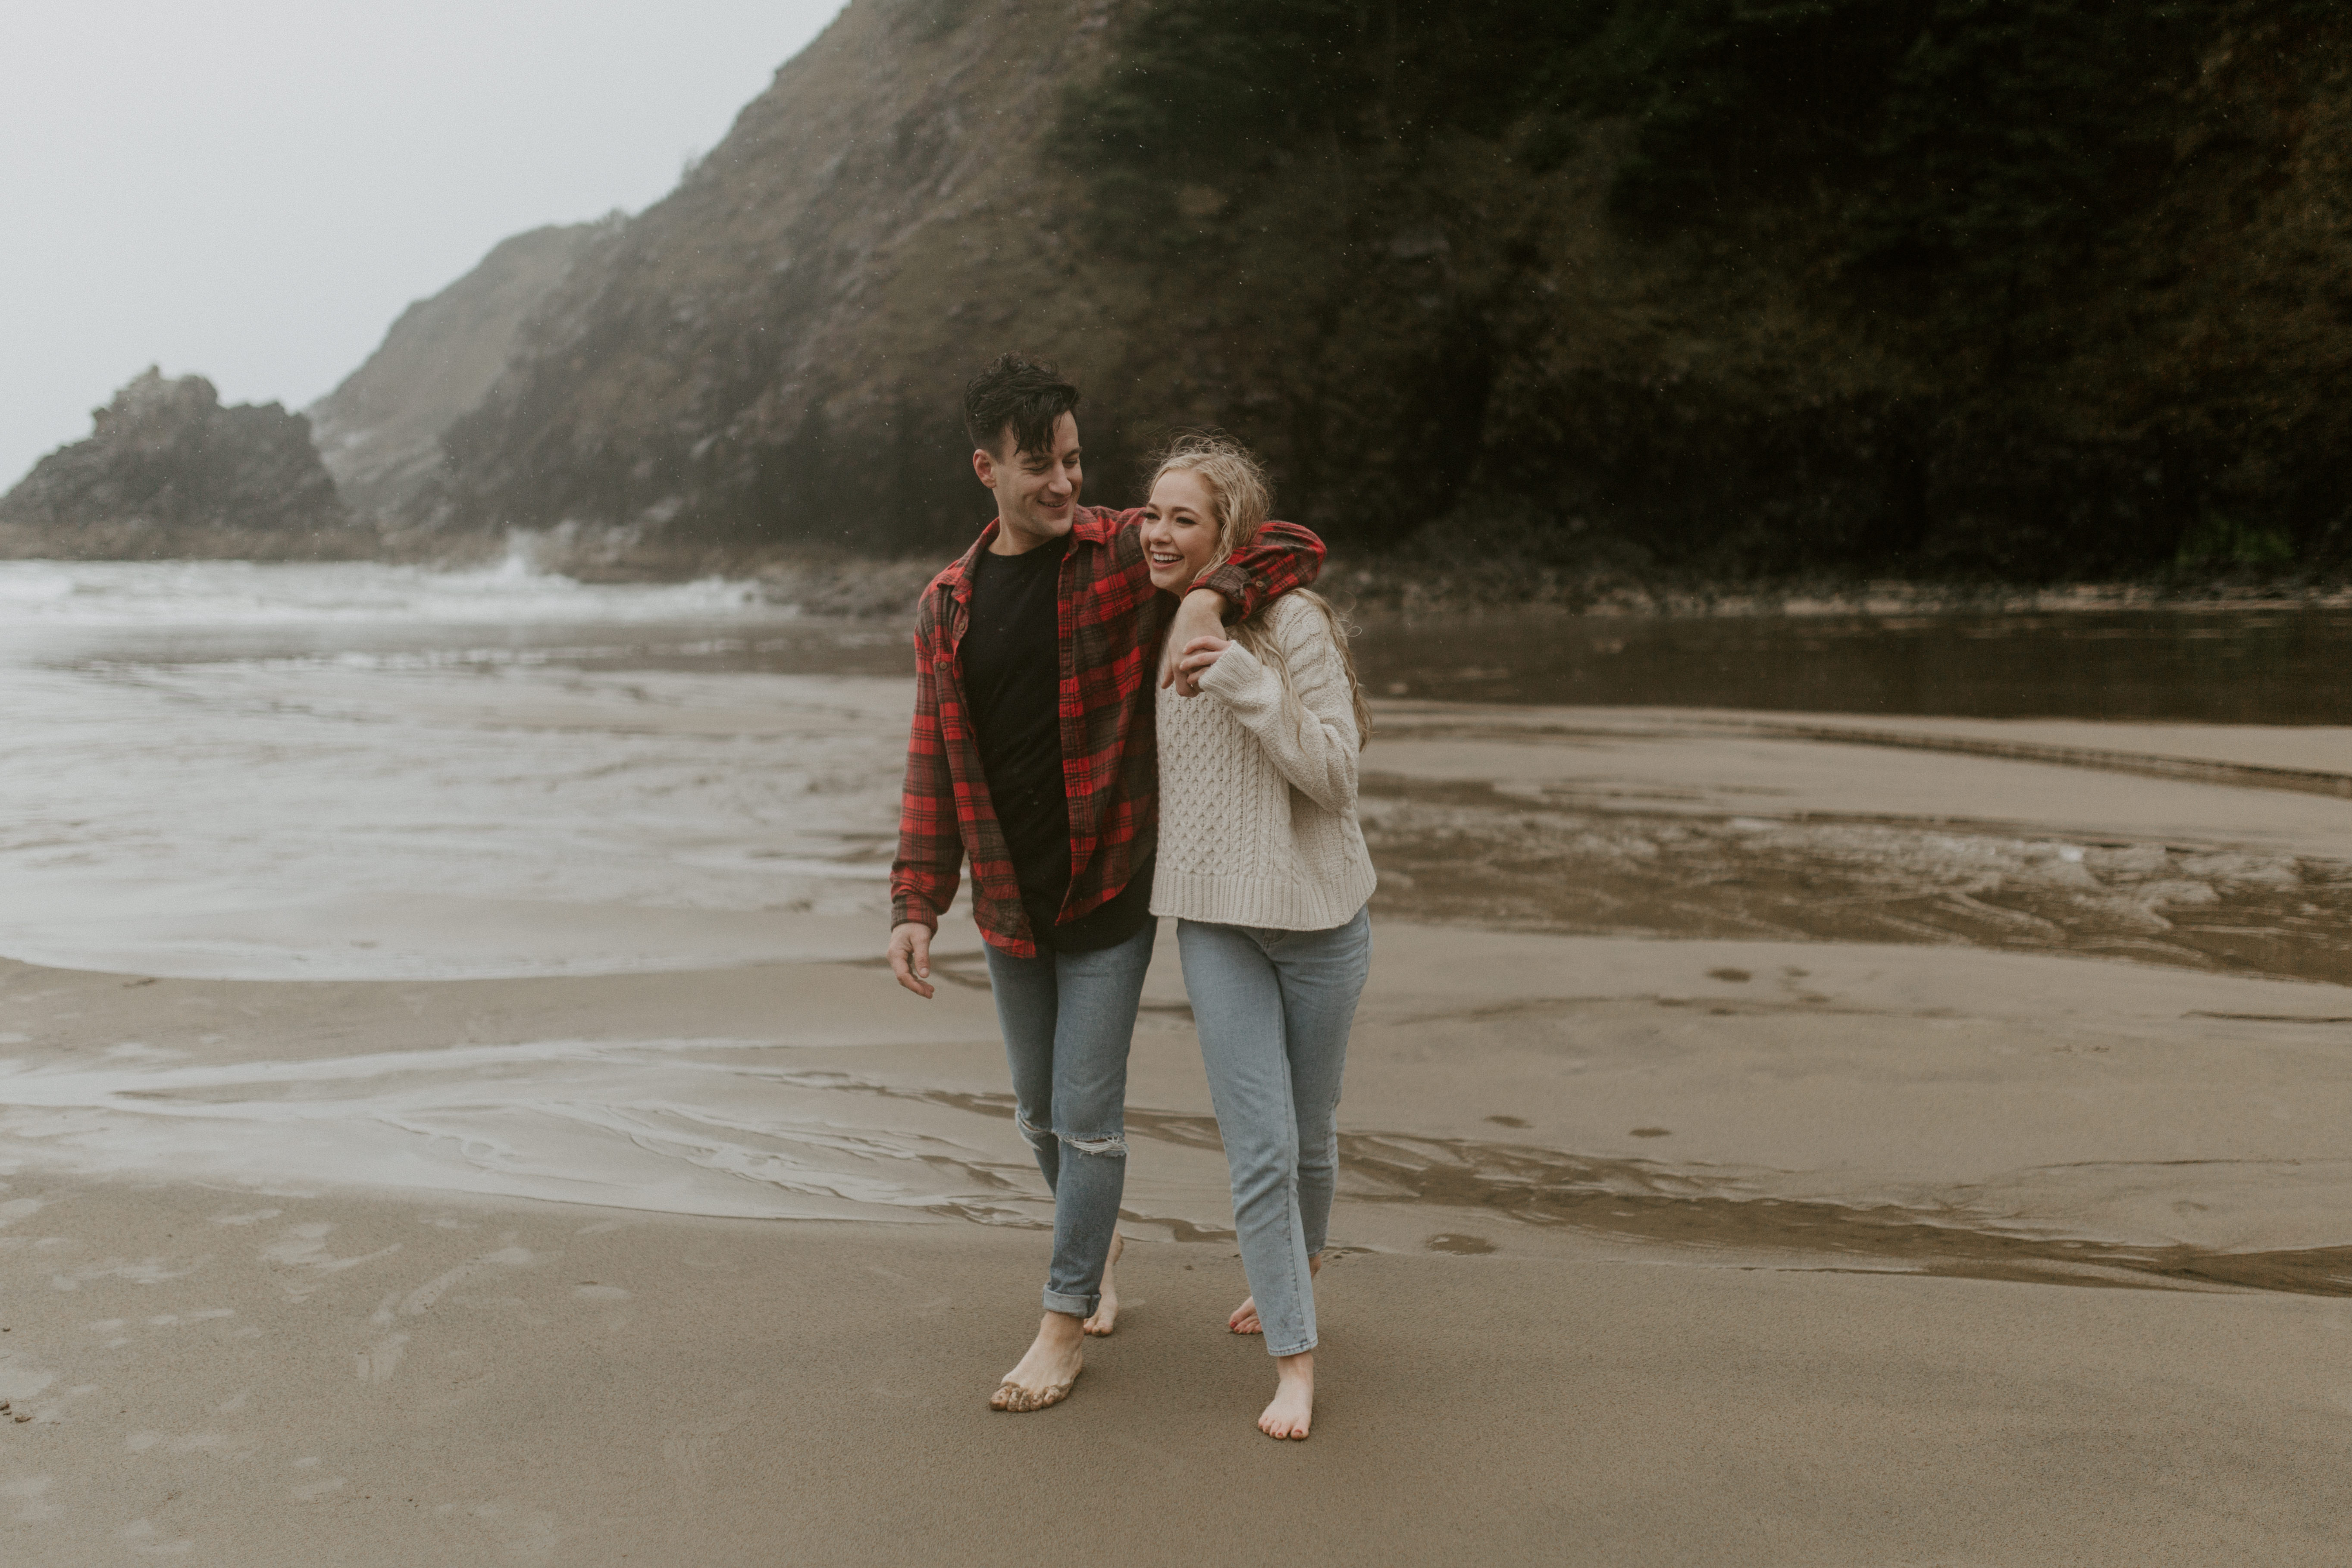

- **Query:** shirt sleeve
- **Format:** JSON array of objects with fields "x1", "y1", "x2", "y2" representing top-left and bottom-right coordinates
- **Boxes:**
[
  {"x1": 1191, "y1": 520, "x2": 1325, "y2": 622},
  {"x1": 889, "y1": 595, "x2": 964, "y2": 931},
  {"x1": 1195, "y1": 603, "x2": 1362, "y2": 815}
]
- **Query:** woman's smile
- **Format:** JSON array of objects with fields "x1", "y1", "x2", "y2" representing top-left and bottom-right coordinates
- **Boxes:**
[{"x1": 1142, "y1": 467, "x2": 1221, "y2": 593}]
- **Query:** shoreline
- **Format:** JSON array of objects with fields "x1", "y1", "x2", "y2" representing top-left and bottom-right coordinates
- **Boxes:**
[
  {"x1": 6, "y1": 537, "x2": 2350, "y2": 621},
  {"x1": 490, "y1": 552, "x2": 2352, "y2": 622}
]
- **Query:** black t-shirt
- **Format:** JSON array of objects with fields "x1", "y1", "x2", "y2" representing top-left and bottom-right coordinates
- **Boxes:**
[{"x1": 962, "y1": 536, "x2": 1153, "y2": 953}]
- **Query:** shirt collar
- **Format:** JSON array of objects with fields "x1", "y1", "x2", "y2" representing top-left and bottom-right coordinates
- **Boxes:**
[{"x1": 946, "y1": 511, "x2": 1102, "y2": 604}]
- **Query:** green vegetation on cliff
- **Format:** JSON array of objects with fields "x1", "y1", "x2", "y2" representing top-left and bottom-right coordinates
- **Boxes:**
[{"x1": 1056, "y1": 0, "x2": 2349, "y2": 576}]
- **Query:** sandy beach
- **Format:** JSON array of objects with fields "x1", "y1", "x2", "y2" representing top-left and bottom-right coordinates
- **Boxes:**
[
  {"x1": 7, "y1": 910, "x2": 2352, "y2": 1564},
  {"x1": 2, "y1": 563, "x2": 2348, "y2": 1563}
]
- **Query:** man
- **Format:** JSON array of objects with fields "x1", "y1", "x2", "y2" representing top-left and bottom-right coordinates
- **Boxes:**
[{"x1": 886, "y1": 354, "x2": 1324, "y2": 1412}]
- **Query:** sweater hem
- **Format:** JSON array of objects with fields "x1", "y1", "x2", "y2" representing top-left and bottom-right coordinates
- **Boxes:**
[{"x1": 1148, "y1": 865, "x2": 1377, "y2": 932}]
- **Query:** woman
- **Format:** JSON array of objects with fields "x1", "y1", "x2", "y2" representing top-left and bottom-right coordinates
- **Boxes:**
[{"x1": 1141, "y1": 434, "x2": 1377, "y2": 1440}]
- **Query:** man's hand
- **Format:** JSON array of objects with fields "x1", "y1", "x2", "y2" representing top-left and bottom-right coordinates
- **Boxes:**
[
  {"x1": 1162, "y1": 587, "x2": 1229, "y2": 696},
  {"x1": 888, "y1": 921, "x2": 935, "y2": 999}
]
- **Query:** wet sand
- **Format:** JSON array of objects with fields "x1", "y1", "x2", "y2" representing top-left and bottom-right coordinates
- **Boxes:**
[
  {"x1": 6, "y1": 1184, "x2": 2352, "y2": 1565},
  {"x1": 7, "y1": 905, "x2": 2352, "y2": 1559}
]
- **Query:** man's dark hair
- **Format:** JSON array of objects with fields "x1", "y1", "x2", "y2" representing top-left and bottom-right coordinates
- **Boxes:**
[{"x1": 963, "y1": 354, "x2": 1081, "y2": 459}]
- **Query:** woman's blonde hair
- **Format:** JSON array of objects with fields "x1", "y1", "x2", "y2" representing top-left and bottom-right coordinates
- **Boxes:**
[{"x1": 1148, "y1": 432, "x2": 1372, "y2": 747}]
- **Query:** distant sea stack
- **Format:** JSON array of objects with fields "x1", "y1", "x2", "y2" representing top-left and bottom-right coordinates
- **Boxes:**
[
  {"x1": 0, "y1": 369, "x2": 362, "y2": 560},
  {"x1": 309, "y1": 220, "x2": 613, "y2": 526}
]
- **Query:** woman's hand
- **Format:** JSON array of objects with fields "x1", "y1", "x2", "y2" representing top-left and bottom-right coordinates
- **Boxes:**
[{"x1": 1173, "y1": 635, "x2": 1231, "y2": 692}]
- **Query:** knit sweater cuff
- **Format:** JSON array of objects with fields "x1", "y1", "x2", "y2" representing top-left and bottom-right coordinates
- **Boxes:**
[{"x1": 1198, "y1": 640, "x2": 1277, "y2": 707}]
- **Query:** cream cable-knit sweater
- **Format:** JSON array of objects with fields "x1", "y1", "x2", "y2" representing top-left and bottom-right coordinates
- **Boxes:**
[{"x1": 1150, "y1": 595, "x2": 1378, "y2": 930}]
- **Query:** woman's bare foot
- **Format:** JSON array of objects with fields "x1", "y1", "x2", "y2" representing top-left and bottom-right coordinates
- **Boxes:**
[
  {"x1": 1228, "y1": 1250, "x2": 1322, "y2": 1335},
  {"x1": 1082, "y1": 1230, "x2": 1124, "y2": 1336},
  {"x1": 1259, "y1": 1350, "x2": 1314, "y2": 1439},
  {"x1": 989, "y1": 1311, "x2": 1085, "y2": 1412}
]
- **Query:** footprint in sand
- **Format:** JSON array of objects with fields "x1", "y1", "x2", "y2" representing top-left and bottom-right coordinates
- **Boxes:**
[
  {"x1": 394, "y1": 1243, "x2": 536, "y2": 1318},
  {"x1": 2, "y1": 1475, "x2": 60, "y2": 1523},
  {"x1": 6, "y1": 1382, "x2": 96, "y2": 1425},
  {"x1": 263, "y1": 1223, "x2": 401, "y2": 1275},
  {"x1": 264, "y1": 1223, "x2": 402, "y2": 1301},
  {"x1": 661, "y1": 1391, "x2": 758, "y2": 1493},
  {"x1": 1, "y1": 1346, "x2": 61, "y2": 1412},
  {"x1": 1426, "y1": 1233, "x2": 1497, "y2": 1255},
  {"x1": 354, "y1": 1241, "x2": 536, "y2": 1383},
  {"x1": 119, "y1": 1518, "x2": 194, "y2": 1557},
  {"x1": 143, "y1": 1309, "x2": 236, "y2": 1330},
  {"x1": 356, "y1": 1333, "x2": 409, "y2": 1383},
  {"x1": 574, "y1": 1283, "x2": 634, "y2": 1330},
  {"x1": 431, "y1": 1501, "x2": 559, "y2": 1565},
  {"x1": 51, "y1": 1257, "x2": 208, "y2": 1292}
]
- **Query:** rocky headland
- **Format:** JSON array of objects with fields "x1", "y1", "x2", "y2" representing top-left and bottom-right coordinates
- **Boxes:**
[
  {"x1": 308, "y1": 220, "x2": 613, "y2": 524},
  {"x1": 397, "y1": 0, "x2": 2352, "y2": 587},
  {"x1": 0, "y1": 369, "x2": 361, "y2": 560}
]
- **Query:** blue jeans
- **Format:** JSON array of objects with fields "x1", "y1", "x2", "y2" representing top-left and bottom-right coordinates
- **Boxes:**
[
  {"x1": 1178, "y1": 906, "x2": 1372, "y2": 1357},
  {"x1": 983, "y1": 920, "x2": 1155, "y2": 1318}
]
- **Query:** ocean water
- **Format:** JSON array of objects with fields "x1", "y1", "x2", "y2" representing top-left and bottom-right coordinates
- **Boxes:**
[
  {"x1": 7, "y1": 560, "x2": 2343, "y2": 982},
  {"x1": 0, "y1": 558, "x2": 917, "y2": 980},
  {"x1": 1355, "y1": 604, "x2": 2352, "y2": 720}
]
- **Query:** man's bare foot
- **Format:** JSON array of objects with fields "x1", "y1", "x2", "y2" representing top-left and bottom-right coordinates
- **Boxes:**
[
  {"x1": 1259, "y1": 1350, "x2": 1314, "y2": 1439},
  {"x1": 1228, "y1": 1250, "x2": 1322, "y2": 1335},
  {"x1": 1082, "y1": 1230, "x2": 1124, "y2": 1336},
  {"x1": 990, "y1": 1311, "x2": 1085, "y2": 1412}
]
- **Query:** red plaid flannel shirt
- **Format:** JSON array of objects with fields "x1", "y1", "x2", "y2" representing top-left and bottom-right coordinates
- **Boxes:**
[{"x1": 890, "y1": 506, "x2": 1325, "y2": 957}]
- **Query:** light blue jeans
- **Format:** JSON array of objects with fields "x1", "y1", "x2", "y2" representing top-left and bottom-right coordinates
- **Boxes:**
[
  {"x1": 1178, "y1": 905, "x2": 1372, "y2": 1357},
  {"x1": 983, "y1": 920, "x2": 1155, "y2": 1318}
]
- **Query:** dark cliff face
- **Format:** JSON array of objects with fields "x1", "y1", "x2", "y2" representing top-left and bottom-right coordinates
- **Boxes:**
[
  {"x1": 0, "y1": 369, "x2": 358, "y2": 560},
  {"x1": 419, "y1": 0, "x2": 2352, "y2": 580},
  {"x1": 422, "y1": 0, "x2": 1124, "y2": 558},
  {"x1": 310, "y1": 221, "x2": 611, "y2": 523}
]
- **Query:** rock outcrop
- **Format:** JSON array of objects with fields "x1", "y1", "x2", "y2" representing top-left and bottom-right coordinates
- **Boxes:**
[
  {"x1": 411, "y1": 0, "x2": 1103, "y2": 560},
  {"x1": 0, "y1": 370, "x2": 360, "y2": 559},
  {"x1": 309, "y1": 220, "x2": 612, "y2": 523}
]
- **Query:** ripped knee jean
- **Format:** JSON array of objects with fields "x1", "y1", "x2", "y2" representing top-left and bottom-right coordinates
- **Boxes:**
[{"x1": 985, "y1": 920, "x2": 1154, "y2": 1318}]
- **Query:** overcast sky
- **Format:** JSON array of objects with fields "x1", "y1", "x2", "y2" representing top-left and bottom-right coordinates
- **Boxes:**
[{"x1": 0, "y1": 1, "x2": 846, "y2": 489}]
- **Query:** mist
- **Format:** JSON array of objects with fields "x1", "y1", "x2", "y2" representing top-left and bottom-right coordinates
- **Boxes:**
[{"x1": 0, "y1": 0, "x2": 845, "y2": 489}]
